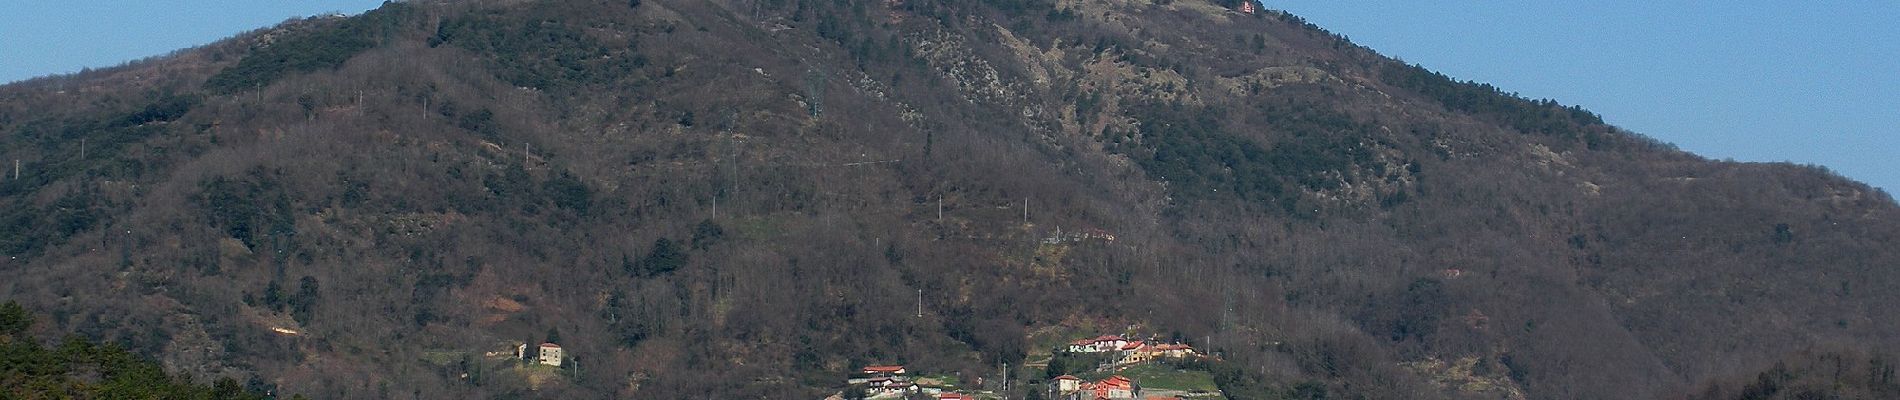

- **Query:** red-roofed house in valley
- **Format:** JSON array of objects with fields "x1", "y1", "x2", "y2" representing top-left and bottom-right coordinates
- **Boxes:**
[
  {"x1": 862, "y1": 365, "x2": 907, "y2": 376},
  {"x1": 1094, "y1": 375, "x2": 1136, "y2": 399},
  {"x1": 1119, "y1": 341, "x2": 1154, "y2": 364},
  {"x1": 937, "y1": 393, "x2": 974, "y2": 400}
]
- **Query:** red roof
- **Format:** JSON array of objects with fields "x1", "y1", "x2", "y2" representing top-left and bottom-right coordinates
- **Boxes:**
[
  {"x1": 1054, "y1": 375, "x2": 1080, "y2": 381},
  {"x1": 938, "y1": 394, "x2": 973, "y2": 400},
  {"x1": 862, "y1": 365, "x2": 906, "y2": 374},
  {"x1": 1121, "y1": 341, "x2": 1147, "y2": 350},
  {"x1": 539, "y1": 343, "x2": 561, "y2": 348}
]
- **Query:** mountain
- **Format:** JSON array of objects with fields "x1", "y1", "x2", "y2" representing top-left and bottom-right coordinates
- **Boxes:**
[{"x1": 2, "y1": 0, "x2": 1896, "y2": 398}]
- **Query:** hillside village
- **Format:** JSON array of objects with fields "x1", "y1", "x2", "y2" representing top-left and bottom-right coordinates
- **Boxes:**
[{"x1": 830, "y1": 333, "x2": 1215, "y2": 400}]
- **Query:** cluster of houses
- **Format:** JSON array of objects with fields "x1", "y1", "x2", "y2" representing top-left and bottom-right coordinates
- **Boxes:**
[
  {"x1": 1048, "y1": 374, "x2": 1137, "y2": 400},
  {"x1": 1042, "y1": 334, "x2": 1204, "y2": 399},
  {"x1": 1065, "y1": 335, "x2": 1197, "y2": 365},
  {"x1": 837, "y1": 365, "x2": 979, "y2": 399},
  {"x1": 829, "y1": 334, "x2": 1201, "y2": 399},
  {"x1": 844, "y1": 365, "x2": 914, "y2": 398}
]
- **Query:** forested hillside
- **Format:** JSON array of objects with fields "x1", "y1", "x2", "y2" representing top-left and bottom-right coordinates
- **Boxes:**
[{"x1": 0, "y1": 0, "x2": 1895, "y2": 398}]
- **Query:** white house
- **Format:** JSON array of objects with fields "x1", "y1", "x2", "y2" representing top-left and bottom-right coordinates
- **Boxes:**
[
  {"x1": 1051, "y1": 375, "x2": 1082, "y2": 392},
  {"x1": 1067, "y1": 335, "x2": 1129, "y2": 353},
  {"x1": 536, "y1": 343, "x2": 564, "y2": 367}
]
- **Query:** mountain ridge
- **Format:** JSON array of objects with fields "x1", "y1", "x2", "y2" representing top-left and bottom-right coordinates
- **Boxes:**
[{"x1": 1, "y1": 1, "x2": 1895, "y2": 398}]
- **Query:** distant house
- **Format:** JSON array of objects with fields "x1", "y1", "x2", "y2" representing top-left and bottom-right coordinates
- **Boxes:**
[
  {"x1": 862, "y1": 365, "x2": 907, "y2": 376},
  {"x1": 1120, "y1": 341, "x2": 1154, "y2": 364},
  {"x1": 1091, "y1": 375, "x2": 1137, "y2": 399},
  {"x1": 536, "y1": 343, "x2": 564, "y2": 367},
  {"x1": 868, "y1": 377, "x2": 915, "y2": 397},
  {"x1": 1067, "y1": 335, "x2": 1129, "y2": 353},
  {"x1": 852, "y1": 364, "x2": 915, "y2": 397},
  {"x1": 1152, "y1": 343, "x2": 1196, "y2": 358},
  {"x1": 1237, "y1": 0, "x2": 1259, "y2": 15},
  {"x1": 937, "y1": 393, "x2": 974, "y2": 400},
  {"x1": 1052, "y1": 375, "x2": 1083, "y2": 392}
]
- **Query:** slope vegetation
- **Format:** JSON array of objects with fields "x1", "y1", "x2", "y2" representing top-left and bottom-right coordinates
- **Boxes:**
[{"x1": 0, "y1": 1, "x2": 1894, "y2": 398}]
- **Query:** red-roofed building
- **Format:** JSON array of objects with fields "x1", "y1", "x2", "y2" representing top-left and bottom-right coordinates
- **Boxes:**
[
  {"x1": 1119, "y1": 341, "x2": 1157, "y2": 364},
  {"x1": 1092, "y1": 375, "x2": 1136, "y2": 399},
  {"x1": 938, "y1": 393, "x2": 974, "y2": 400},
  {"x1": 862, "y1": 365, "x2": 907, "y2": 376}
]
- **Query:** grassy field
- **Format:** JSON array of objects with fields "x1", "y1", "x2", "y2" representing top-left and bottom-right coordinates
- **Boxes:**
[{"x1": 1079, "y1": 363, "x2": 1220, "y2": 392}]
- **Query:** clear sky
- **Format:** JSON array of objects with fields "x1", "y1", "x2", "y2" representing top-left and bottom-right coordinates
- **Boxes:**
[
  {"x1": 0, "y1": 1, "x2": 387, "y2": 81},
  {"x1": 1, "y1": 1, "x2": 1895, "y2": 192},
  {"x1": 1268, "y1": 1, "x2": 1899, "y2": 192}
]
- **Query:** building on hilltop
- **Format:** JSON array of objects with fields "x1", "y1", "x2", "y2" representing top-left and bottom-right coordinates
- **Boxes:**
[{"x1": 536, "y1": 343, "x2": 564, "y2": 367}]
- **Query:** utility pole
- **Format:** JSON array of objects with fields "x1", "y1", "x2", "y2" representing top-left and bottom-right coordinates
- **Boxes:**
[
  {"x1": 1001, "y1": 363, "x2": 1010, "y2": 394},
  {"x1": 936, "y1": 199, "x2": 943, "y2": 221},
  {"x1": 13, "y1": 159, "x2": 19, "y2": 180},
  {"x1": 916, "y1": 289, "x2": 923, "y2": 318},
  {"x1": 1022, "y1": 197, "x2": 1029, "y2": 224},
  {"x1": 79, "y1": 138, "x2": 86, "y2": 160}
]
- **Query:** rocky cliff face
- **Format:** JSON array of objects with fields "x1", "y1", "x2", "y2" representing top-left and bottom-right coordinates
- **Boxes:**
[{"x1": 1, "y1": 1, "x2": 1895, "y2": 398}]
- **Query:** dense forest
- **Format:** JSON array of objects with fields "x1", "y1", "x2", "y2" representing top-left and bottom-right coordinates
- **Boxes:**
[
  {"x1": 0, "y1": 0, "x2": 1895, "y2": 398},
  {"x1": 0, "y1": 301, "x2": 277, "y2": 399}
]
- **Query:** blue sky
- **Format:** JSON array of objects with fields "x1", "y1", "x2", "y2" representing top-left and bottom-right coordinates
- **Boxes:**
[
  {"x1": 1269, "y1": 1, "x2": 1899, "y2": 192},
  {"x1": 1, "y1": 1, "x2": 1894, "y2": 192},
  {"x1": 0, "y1": 1, "x2": 386, "y2": 80}
]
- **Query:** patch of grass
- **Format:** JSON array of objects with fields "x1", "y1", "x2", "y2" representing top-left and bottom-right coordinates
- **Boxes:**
[{"x1": 420, "y1": 349, "x2": 468, "y2": 366}]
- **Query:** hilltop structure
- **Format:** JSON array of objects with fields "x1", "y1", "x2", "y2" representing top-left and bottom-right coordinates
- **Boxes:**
[{"x1": 535, "y1": 343, "x2": 563, "y2": 367}]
